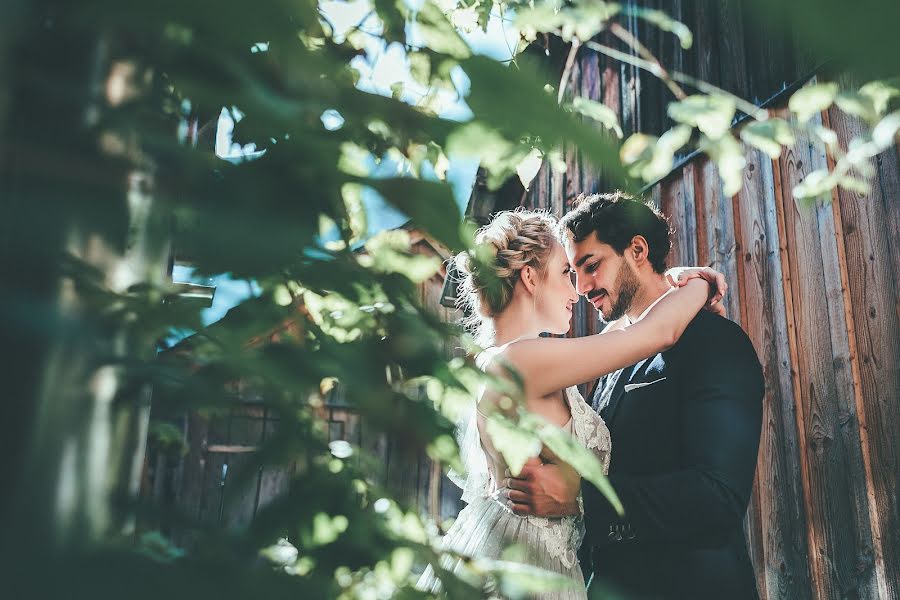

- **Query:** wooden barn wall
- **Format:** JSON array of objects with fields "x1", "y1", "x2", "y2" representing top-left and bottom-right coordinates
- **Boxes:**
[
  {"x1": 523, "y1": 97, "x2": 900, "y2": 600},
  {"x1": 517, "y1": 4, "x2": 898, "y2": 598}
]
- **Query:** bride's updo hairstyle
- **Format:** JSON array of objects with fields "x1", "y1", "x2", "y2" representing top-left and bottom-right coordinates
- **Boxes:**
[{"x1": 454, "y1": 209, "x2": 558, "y2": 346}]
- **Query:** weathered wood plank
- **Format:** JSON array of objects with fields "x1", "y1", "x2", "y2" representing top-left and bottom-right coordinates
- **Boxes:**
[
  {"x1": 177, "y1": 412, "x2": 210, "y2": 523},
  {"x1": 579, "y1": 48, "x2": 602, "y2": 196},
  {"x1": 730, "y1": 149, "x2": 764, "y2": 600},
  {"x1": 874, "y1": 142, "x2": 900, "y2": 329},
  {"x1": 716, "y1": 0, "x2": 750, "y2": 100},
  {"x1": 828, "y1": 107, "x2": 900, "y2": 600},
  {"x1": 256, "y1": 465, "x2": 293, "y2": 513},
  {"x1": 255, "y1": 413, "x2": 294, "y2": 514},
  {"x1": 385, "y1": 435, "x2": 421, "y2": 508},
  {"x1": 439, "y1": 473, "x2": 464, "y2": 524},
  {"x1": 564, "y1": 48, "x2": 584, "y2": 211},
  {"x1": 619, "y1": 4, "x2": 641, "y2": 139},
  {"x1": 776, "y1": 115, "x2": 874, "y2": 598},
  {"x1": 564, "y1": 142, "x2": 582, "y2": 214},
  {"x1": 213, "y1": 406, "x2": 266, "y2": 529},
  {"x1": 638, "y1": 0, "x2": 664, "y2": 138},
  {"x1": 686, "y1": 0, "x2": 719, "y2": 86},
  {"x1": 694, "y1": 157, "x2": 741, "y2": 322},
  {"x1": 660, "y1": 169, "x2": 697, "y2": 268},
  {"x1": 740, "y1": 3, "x2": 793, "y2": 103},
  {"x1": 661, "y1": 0, "x2": 685, "y2": 109},
  {"x1": 197, "y1": 451, "x2": 227, "y2": 527},
  {"x1": 737, "y1": 147, "x2": 813, "y2": 600},
  {"x1": 873, "y1": 144, "x2": 900, "y2": 599},
  {"x1": 220, "y1": 452, "x2": 263, "y2": 530},
  {"x1": 418, "y1": 441, "x2": 434, "y2": 514}
]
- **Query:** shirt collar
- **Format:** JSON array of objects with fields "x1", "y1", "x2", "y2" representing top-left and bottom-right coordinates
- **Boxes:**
[{"x1": 624, "y1": 285, "x2": 677, "y2": 326}]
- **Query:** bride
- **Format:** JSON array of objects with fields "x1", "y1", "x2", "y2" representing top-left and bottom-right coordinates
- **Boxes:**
[{"x1": 416, "y1": 209, "x2": 723, "y2": 598}]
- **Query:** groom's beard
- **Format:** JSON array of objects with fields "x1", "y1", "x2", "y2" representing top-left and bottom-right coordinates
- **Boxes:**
[{"x1": 605, "y1": 262, "x2": 640, "y2": 321}]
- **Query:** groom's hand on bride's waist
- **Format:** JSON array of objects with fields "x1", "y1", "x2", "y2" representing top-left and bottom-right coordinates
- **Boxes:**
[{"x1": 501, "y1": 458, "x2": 580, "y2": 518}]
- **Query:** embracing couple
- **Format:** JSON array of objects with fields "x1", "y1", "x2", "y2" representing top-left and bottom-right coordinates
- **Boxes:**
[{"x1": 417, "y1": 192, "x2": 764, "y2": 599}]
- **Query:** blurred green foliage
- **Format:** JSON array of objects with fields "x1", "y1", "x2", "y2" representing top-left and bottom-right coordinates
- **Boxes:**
[{"x1": 0, "y1": 1, "x2": 895, "y2": 599}]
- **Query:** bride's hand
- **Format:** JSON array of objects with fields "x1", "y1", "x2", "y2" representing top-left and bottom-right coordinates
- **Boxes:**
[{"x1": 666, "y1": 266, "x2": 727, "y2": 312}]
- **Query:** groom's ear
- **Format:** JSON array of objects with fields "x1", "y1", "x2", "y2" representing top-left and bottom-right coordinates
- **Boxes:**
[{"x1": 629, "y1": 235, "x2": 650, "y2": 266}]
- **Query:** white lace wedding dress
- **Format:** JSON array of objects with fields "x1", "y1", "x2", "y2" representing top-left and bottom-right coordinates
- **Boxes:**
[{"x1": 416, "y1": 385, "x2": 612, "y2": 599}]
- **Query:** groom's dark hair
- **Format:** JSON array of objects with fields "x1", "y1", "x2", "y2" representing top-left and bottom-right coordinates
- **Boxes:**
[{"x1": 558, "y1": 191, "x2": 673, "y2": 274}]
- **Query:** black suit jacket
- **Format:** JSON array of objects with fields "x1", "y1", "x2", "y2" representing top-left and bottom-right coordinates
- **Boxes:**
[{"x1": 582, "y1": 310, "x2": 764, "y2": 600}]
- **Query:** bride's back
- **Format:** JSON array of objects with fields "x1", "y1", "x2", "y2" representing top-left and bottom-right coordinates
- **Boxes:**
[{"x1": 473, "y1": 346, "x2": 574, "y2": 493}]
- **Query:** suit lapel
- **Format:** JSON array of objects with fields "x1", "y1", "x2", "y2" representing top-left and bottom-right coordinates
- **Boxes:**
[{"x1": 602, "y1": 357, "x2": 652, "y2": 426}]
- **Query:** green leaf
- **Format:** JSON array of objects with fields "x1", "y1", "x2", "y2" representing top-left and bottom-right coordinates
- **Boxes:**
[
  {"x1": 476, "y1": 0, "x2": 493, "y2": 32},
  {"x1": 646, "y1": 125, "x2": 692, "y2": 180},
  {"x1": 515, "y1": 3, "x2": 619, "y2": 43},
  {"x1": 448, "y1": 4, "x2": 481, "y2": 33},
  {"x1": 516, "y1": 147, "x2": 544, "y2": 191},
  {"x1": 837, "y1": 175, "x2": 871, "y2": 195},
  {"x1": 788, "y1": 82, "x2": 839, "y2": 123},
  {"x1": 536, "y1": 422, "x2": 624, "y2": 517},
  {"x1": 835, "y1": 91, "x2": 878, "y2": 124},
  {"x1": 459, "y1": 55, "x2": 627, "y2": 187},
  {"x1": 668, "y1": 95, "x2": 736, "y2": 140},
  {"x1": 809, "y1": 123, "x2": 839, "y2": 149},
  {"x1": 621, "y1": 126, "x2": 692, "y2": 183},
  {"x1": 872, "y1": 110, "x2": 900, "y2": 150},
  {"x1": 408, "y1": 51, "x2": 432, "y2": 86},
  {"x1": 793, "y1": 168, "x2": 836, "y2": 199},
  {"x1": 341, "y1": 183, "x2": 368, "y2": 244},
  {"x1": 631, "y1": 7, "x2": 693, "y2": 49},
  {"x1": 446, "y1": 121, "x2": 530, "y2": 188},
  {"x1": 620, "y1": 133, "x2": 656, "y2": 170},
  {"x1": 570, "y1": 97, "x2": 624, "y2": 138},
  {"x1": 363, "y1": 229, "x2": 441, "y2": 283},
  {"x1": 480, "y1": 558, "x2": 579, "y2": 597},
  {"x1": 390, "y1": 81, "x2": 405, "y2": 101},
  {"x1": 484, "y1": 415, "x2": 542, "y2": 476},
  {"x1": 364, "y1": 177, "x2": 464, "y2": 249},
  {"x1": 338, "y1": 142, "x2": 371, "y2": 177},
  {"x1": 740, "y1": 118, "x2": 795, "y2": 159},
  {"x1": 372, "y1": 0, "x2": 409, "y2": 44},
  {"x1": 859, "y1": 78, "x2": 900, "y2": 115},
  {"x1": 701, "y1": 133, "x2": 746, "y2": 196},
  {"x1": 416, "y1": 2, "x2": 472, "y2": 59}
]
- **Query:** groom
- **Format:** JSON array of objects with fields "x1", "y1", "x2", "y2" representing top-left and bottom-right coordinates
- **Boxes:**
[{"x1": 505, "y1": 192, "x2": 764, "y2": 599}]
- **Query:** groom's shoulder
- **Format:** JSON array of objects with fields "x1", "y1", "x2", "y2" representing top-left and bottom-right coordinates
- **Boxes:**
[
  {"x1": 672, "y1": 311, "x2": 764, "y2": 397},
  {"x1": 678, "y1": 311, "x2": 757, "y2": 357}
]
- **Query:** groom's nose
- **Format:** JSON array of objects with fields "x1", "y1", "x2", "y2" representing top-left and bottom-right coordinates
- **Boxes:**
[{"x1": 575, "y1": 273, "x2": 593, "y2": 296}]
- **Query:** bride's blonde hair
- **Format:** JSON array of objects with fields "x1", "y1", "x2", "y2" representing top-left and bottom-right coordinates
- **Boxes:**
[{"x1": 454, "y1": 208, "x2": 558, "y2": 346}]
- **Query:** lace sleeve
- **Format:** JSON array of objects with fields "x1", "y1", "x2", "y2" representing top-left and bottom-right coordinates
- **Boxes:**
[{"x1": 565, "y1": 387, "x2": 612, "y2": 474}]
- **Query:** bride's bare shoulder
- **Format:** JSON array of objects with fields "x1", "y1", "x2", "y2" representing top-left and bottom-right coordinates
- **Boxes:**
[{"x1": 476, "y1": 344, "x2": 520, "y2": 379}]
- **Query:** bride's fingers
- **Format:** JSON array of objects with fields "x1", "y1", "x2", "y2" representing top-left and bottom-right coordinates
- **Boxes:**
[{"x1": 710, "y1": 272, "x2": 727, "y2": 304}]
